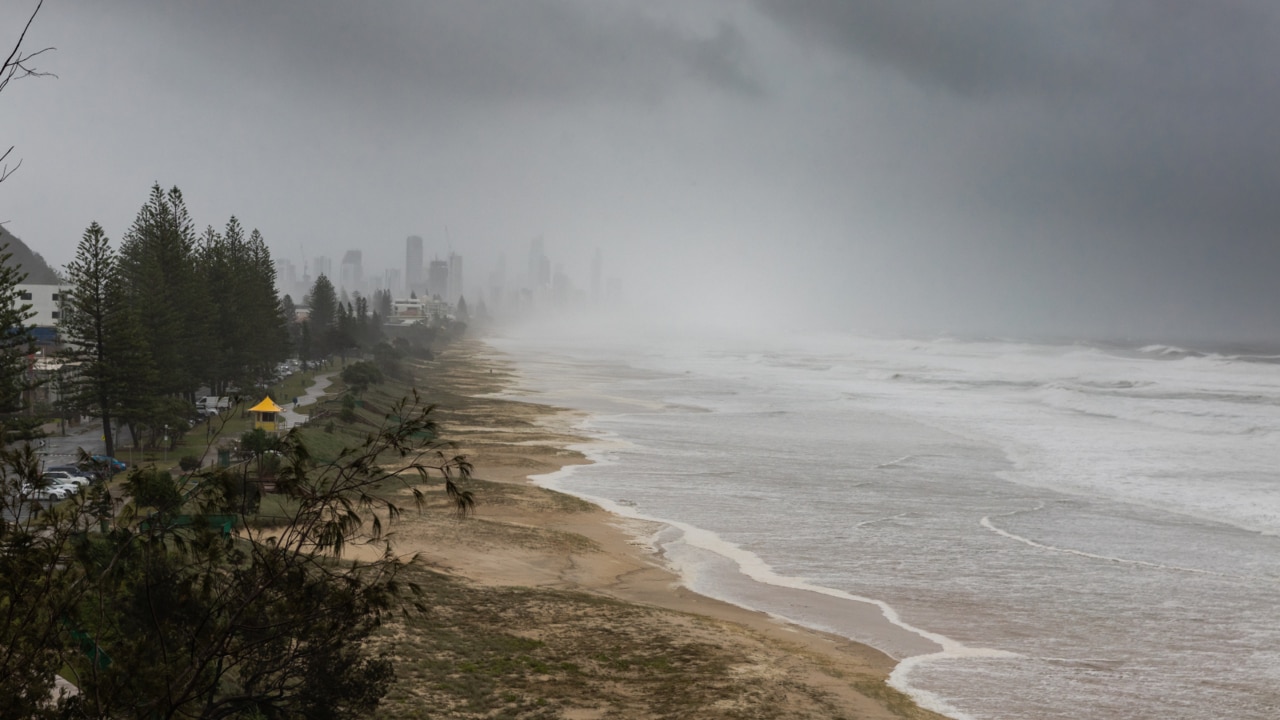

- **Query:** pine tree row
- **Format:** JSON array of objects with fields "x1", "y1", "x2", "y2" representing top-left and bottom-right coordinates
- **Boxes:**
[{"x1": 60, "y1": 184, "x2": 291, "y2": 456}]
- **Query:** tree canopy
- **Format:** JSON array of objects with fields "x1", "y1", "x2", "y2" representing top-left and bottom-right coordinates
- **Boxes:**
[
  {"x1": 0, "y1": 395, "x2": 474, "y2": 718},
  {"x1": 62, "y1": 185, "x2": 293, "y2": 451}
]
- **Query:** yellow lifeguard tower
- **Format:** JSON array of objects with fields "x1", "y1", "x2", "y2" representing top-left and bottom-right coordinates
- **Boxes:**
[{"x1": 249, "y1": 396, "x2": 285, "y2": 433}]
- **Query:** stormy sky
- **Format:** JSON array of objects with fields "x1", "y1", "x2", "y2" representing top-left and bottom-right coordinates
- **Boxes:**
[{"x1": 4, "y1": 0, "x2": 1280, "y2": 345}]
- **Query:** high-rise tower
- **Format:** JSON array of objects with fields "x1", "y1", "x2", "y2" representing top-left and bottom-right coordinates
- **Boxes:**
[
  {"x1": 427, "y1": 257, "x2": 449, "y2": 299},
  {"x1": 405, "y1": 235, "x2": 423, "y2": 296},
  {"x1": 340, "y1": 250, "x2": 363, "y2": 295},
  {"x1": 447, "y1": 252, "x2": 463, "y2": 305},
  {"x1": 528, "y1": 236, "x2": 550, "y2": 293}
]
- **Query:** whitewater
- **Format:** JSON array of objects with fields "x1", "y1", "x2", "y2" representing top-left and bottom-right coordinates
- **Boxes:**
[{"x1": 486, "y1": 328, "x2": 1280, "y2": 719}]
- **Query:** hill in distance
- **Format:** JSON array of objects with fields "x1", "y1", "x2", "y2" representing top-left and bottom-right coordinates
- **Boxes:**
[{"x1": 0, "y1": 225, "x2": 61, "y2": 284}]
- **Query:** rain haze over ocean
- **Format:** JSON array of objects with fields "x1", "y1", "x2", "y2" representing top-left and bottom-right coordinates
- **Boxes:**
[
  {"x1": 5, "y1": 0, "x2": 1280, "y2": 345},
  {"x1": 7, "y1": 2, "x2": 1280, "y2": 718}
]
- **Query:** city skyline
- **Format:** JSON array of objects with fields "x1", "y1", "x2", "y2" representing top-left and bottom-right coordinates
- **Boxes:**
[{"x1": 272, "y1": 233, "x2": 610, "y2": 319}]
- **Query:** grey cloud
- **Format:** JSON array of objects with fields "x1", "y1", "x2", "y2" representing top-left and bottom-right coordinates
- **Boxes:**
[
  {"x1": 758, "y1": 1, "x2": 1280, "y2": 239},
  {"x1": 753, "y1": 0, "x2": 1093, "y2": 98},
  {"x1": 753, "y1": 1, "x2": 1280, "y2": 103},
  {"x1": 745, "y1": 0, "x2": 1280, "y2": 342},
  {"x1": 142, "y1": 0, "x2": 761, "y2": 107}
]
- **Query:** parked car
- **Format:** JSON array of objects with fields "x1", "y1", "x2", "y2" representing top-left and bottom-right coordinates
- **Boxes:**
[
  {"x1": 46, "y1": 464, "x2": 96, "y2": 481},
  {"x1": 45, "y1": 464, "x2": 81, "y2": 474},
  {"x1": 88, "y1": 455, "x2": 128, "y2": 474},
  {"x1": 196, "y1": 397, "x2": 231, "y2": 415},
  {"x1": 42, "y1": 469, "x2": 91, "y2": 487},
  {"x1": 22, "y1": 480, "x2": 76, "y2": 500}
]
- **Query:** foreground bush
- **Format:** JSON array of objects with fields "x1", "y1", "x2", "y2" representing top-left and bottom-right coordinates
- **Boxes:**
[{"x1": 0, "y1": 393, "x2": 473, "y2": 719}]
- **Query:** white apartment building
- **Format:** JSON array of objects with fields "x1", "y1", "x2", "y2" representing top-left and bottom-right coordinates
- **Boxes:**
[
  {"x1": 17, "y1": 284, "x2": 69, "y2": 346},
  {"x1": 16, "y1": 284, "x2": 67, "y2": 325}
]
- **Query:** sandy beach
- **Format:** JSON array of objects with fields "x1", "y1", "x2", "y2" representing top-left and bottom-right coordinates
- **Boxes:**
[{"x1": 362, "y1": 339, "x2": 946, "y2": 719}]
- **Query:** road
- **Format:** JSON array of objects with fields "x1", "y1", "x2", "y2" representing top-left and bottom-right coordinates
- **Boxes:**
[{"x1": 36, "y1": 418, "x2": 106, "y2": 470}]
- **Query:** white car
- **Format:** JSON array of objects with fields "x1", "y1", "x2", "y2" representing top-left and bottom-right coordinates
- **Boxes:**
[
  {"x1": 22, "y1": 480, "x2": 77, "y2": 500},
  {"x1": 42, "y1": 470, "x2": 90, "y2": 487}
]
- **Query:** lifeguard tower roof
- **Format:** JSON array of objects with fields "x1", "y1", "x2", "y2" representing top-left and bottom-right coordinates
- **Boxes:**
[{"x1": 248, "y1": 397, "x2": 284, "y2": 413}]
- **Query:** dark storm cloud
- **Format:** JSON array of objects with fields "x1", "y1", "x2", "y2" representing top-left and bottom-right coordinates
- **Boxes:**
[
  {"x1": 755, "y1": 0, "x2": 1280, "y2": 340},
  {"x1": 756, "y1": 0, "x2": 1089, "y2": 98},
  {"x1": 754, "y1": 0, "x2": 1278, "y2": 102},
  {"x1": 755, "y1": 0, "x2": 1280, "y2": 238},
  {"x1": 133, "y1": 0, "x2": 760, "y2": 106}
]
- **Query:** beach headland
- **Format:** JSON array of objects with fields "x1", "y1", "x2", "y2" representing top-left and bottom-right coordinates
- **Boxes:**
[{"x1": 372, "y1": 338, "x2": 948, "y2": 719}]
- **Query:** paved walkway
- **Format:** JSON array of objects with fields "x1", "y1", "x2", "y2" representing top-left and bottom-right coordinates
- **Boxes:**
[{"x1": 280, "y1": 373, "x2": 335, "y2": 430}]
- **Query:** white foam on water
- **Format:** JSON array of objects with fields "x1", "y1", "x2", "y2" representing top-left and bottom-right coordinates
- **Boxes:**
[
  {"x1": 488, "y1": 329, "x2": 1280, "y2": 719},
  {"x1": 980, "y1": 509, "x2": 1252, "y2": 579},
  {"x1": 528, "y1": 425, "x2": 980, "y2": 663}
]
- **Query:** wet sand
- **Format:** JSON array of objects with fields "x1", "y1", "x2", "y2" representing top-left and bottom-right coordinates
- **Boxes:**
[{"x1": 370, "y1": 338, "x2": 949, "y2": 719}]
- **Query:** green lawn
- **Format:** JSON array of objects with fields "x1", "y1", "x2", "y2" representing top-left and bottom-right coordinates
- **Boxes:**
[{"x1": 112, "y1": 369, "x2": 331, "y2": 471}]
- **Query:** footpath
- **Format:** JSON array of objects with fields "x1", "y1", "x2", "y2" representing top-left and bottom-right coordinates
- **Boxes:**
[{"x1": 279, "y1": 373, "x2": 334, "y2": 430}]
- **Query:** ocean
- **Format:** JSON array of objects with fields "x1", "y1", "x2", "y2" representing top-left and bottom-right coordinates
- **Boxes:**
[{"x1": 485, "y1": 328, "x2": 1280, "y2": 720}]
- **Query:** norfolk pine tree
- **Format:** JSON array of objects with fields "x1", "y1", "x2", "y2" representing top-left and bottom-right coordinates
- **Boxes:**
[
  {"x1": 61, "y1": 220, "x2": 157, "y2": 454},
  {"x1": 306, "y1": 273, "x2": 338, "y2": 358},
  {"x1": 117, "y1": 185, "x2": 208, "y2": 399},
  {"x1": 245, "y1": 228, "x2": 290, "y2": 384},
  {"x1": 61, "y1": 221, "x2": 128, "y2": 456},
  {"x1": 197, "y1": 220, "x2": 290, "y2": 394},
  {"x1": 0, "y1": 242, "x2": 39, "y2": 436}
]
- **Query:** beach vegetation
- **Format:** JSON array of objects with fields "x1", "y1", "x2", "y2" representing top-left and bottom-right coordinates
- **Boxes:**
[
  {"x1": 342, "y1": 359, "x2": 385, "y2": 395},
  {"x1": 0, "y1": 393, "x2": 473, "y2": 717}
]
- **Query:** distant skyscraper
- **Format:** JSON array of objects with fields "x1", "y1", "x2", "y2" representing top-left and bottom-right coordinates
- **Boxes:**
[
  {"x1": 405, "y1": 235, "x2": 423, "y2": 295},
  {"x1": 552, "y1": 263, "x2": 570, "y2": 305},
  {"x1": 447, "y1": 252, "x2": 463, "y2": 304},
  {"x1": 427, "y1": 257, "x2": 449, "y2": 299},
  {"x1": 488, "y1": 253, "x2": 506, "y2": 310},
  {"x1": 384, "y1": 268, "x2": 402, "y2": 296},
  {"x1": 312, "y1": 255, "x2": 332, "y2": 281},
  {"x1": 274, "y1": 258, "x2": 298, "y2": 298},
  {"x1": 340, "y1": 250, "x2": 363, "y2": 294},
  {"x1": 528, "y1": 236, "x2": 550, "y2": 292}
]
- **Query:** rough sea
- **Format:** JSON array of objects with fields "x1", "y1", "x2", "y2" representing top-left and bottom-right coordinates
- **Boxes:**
[{"x1": 485, "y1": 328, "x2": 1280, "y2": 720}]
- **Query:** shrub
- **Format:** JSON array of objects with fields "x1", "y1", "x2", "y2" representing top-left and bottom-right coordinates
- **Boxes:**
[
  {"x1": 372, "y1": 341, "x2": 406, "y2": 379},
  {"x1": 125, "y1": 468, "x2": 181, "y2": 510},
  {"x1": 341, "y1": 361, "x2": 384, "y2": 395}
]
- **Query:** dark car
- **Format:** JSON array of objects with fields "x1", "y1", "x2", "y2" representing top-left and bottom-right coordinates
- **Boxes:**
[
  {"x1": 89, "y1": 455, "x2": 128, "y2": 474},
  {"x1": 80, "y1": 453, "x2": 128, "y2": 476},
  {"x1": 45, "y1": 464, "x2": 85, "y2": 475}
]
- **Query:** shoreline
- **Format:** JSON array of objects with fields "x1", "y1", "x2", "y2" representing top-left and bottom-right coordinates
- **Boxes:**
[
  {"x1": 377, "y1": 338, "x2": 950, "y2": 718},
  {"x1": 527, "y1": 434, "x2": 947, "y2": 663}
]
